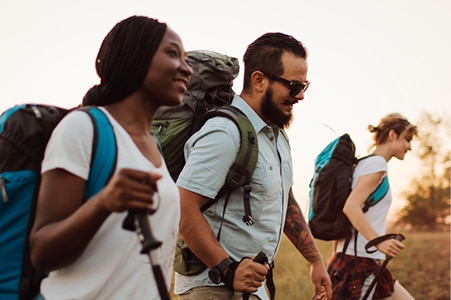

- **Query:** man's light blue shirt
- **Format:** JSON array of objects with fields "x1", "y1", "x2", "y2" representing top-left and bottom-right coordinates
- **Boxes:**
[{"x1": 175, "y1": 95, "x2": 293, "y2": 299}]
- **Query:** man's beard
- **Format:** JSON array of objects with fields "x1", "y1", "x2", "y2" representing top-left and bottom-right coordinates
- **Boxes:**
[{"x1": 260, "y1": 88, "x2": 294, "y2": 129}]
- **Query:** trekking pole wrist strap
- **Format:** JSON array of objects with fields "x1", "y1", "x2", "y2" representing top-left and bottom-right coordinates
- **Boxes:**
[
  {"x1": 223, "y1": 261, "x2": 239, "y2": 290},
  {"x1": 365, "y1": 233, "x2": 406, "y2": 254}
]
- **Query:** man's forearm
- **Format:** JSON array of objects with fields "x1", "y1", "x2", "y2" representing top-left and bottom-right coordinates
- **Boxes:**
[
  {"x1": 179, "y1": 188, "x2": 229, "y2": 267},
  {"x1": 283, "y1": 189, "x2": 322, "y2": 264}
]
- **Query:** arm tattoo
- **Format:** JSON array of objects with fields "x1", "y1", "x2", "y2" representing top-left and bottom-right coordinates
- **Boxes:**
[{"x1": 284, "y1": 189, "x2": 322, "y2": 263}]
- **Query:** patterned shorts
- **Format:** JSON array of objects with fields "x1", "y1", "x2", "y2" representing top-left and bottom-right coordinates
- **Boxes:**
[{"x1": 327, "y1": 253, "x2": 395, "y2": 300}]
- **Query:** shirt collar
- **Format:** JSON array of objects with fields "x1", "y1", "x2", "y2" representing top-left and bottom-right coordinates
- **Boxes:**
[{"x1": 231, "y1": 94, "x2": 268, "y2": 133}]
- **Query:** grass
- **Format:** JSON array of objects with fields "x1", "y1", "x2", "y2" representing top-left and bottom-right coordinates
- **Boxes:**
[
  {"x1": 170, "y1": 231, "x2": 450, "y2": 299},
  {"x1": 273, "y1": 231, "x2": 450, "y2": 299}
]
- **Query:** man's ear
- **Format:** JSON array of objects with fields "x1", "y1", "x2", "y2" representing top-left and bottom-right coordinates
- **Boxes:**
[{"x1": 251, "y1": 71, "x2": 266, "y2": 95}]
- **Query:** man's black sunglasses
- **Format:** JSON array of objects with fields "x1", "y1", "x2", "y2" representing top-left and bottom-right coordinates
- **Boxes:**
[{"x1": 263, "y1": 73, "x2": 310, "y2": 97}]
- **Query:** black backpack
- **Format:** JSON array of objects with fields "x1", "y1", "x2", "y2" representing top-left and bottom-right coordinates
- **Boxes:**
[
  {"x1": 308, "y1": 133, "x2": 389, "y2": 241},
  {"x1": 0, "y1": 104, "x2": 117, "y2": 300}
]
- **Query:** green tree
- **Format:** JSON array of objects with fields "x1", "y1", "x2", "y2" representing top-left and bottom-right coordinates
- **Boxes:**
[{"x1": 396, "y1": 111, "x2": 451, "y2": 231}]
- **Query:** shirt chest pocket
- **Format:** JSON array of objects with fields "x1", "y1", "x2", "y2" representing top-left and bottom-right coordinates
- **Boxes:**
[
  {"x1": 251, "y1": 158, "x2": 282, "y2": 201},
  {"x1": 248, "y1": 134, "x2": 293, "y2": 201}
]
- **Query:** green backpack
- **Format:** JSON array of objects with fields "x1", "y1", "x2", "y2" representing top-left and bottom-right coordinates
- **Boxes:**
[{"x1": 151, "y1": 50, "x2": 259, "y2": 275}]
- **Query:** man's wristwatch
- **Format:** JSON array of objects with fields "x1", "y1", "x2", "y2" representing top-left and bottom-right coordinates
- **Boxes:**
[{"x1": 208, "y1": 257, "x2": 234, "y2": 284}]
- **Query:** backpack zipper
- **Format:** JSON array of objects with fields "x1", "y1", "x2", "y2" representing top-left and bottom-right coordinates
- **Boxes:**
[
  {"x1": 153, "y1": 121, "x2": 169, "y2": 134},
  {"x1": 0, "y1": 176, "x2": 8, "y2": 203},
  {"x1": 30, "y1": 105, "x2": 42, "y2": 118}
]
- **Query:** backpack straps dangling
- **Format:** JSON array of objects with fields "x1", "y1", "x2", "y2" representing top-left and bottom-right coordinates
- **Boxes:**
[
  {"x1": 241, "y1": 184, "x2": 254, "y2": 226},
  {"x1": 199, "y1": 106, "x2": 258, "y2": 227}
]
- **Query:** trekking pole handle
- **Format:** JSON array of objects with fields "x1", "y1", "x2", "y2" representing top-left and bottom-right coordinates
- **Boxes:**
[
  {"x1": 122, "y1": 210, "x2": 162, "y2": 253},
  {"x1": 388, "y1": 233, "x2": 406, "y2": 260},
  {"x1": 136, "y1": 215, "x2": 170, "y2": 300},
  {"x1": 134, "y1": 214, "x2": 170, "y2": 299},
  {"x1": 253, "y1": 251, "x2": 268, "y2": 264},
  {"x1": 394, "y1": 233, "x2": 406, "y2": 242},
  {"x1": 133, "y1": 212, "x2": 162, "y2": 253},
  {"x1": 243, "y1": 252, "x2": 268, "y2": 300},
  {"x1": 122, "y1": 211, "x2": 169, "y2": 299},
  {"x1": 365, "y1": 233, "x2": 406, "y2": 255}
]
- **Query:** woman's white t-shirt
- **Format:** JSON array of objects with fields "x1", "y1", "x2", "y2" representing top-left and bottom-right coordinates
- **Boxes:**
[
  {"x1": 40, "y1": 107, "x2": 180, "y2": 300},
  {"x1": 336, "y1": 155, "x2": 391, "y2": 260}
]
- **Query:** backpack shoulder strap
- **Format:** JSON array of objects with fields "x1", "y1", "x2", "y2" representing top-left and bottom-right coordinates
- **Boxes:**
[
  {"x1": 152, "y1": 132, "x2": 163, "y2": 155},
  {"x1": 77, "y1": 107, "x2": 118, "y2": 199},
  {"x1": 349, "y1": 175, "x2": 389, "y2": 256},
  {"x1": 199, "y1": 106, "x2": 258, "y2": 219},
  {"x1": 363, "y1": 175, "x2": 389, "y2": 211},
  {"x1": 356, "y1": 155, "x2": 390, "y2": 211},
  {"x1": 279, "y1": 129, "x2": 290, "y2": 148}
]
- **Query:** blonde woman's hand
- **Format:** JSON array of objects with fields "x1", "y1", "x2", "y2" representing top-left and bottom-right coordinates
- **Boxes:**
[{"x1": 376, "y1": 238, "x2": 405, "y2": 258}]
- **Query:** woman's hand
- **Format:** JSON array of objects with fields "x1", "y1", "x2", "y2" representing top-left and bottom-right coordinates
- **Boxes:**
[
  {"x1": 97, "y1": 168, "x2": 162, "y2": 214},
  {"x1": 376, "y1": 238, "x2": 405, "y2": 258}
]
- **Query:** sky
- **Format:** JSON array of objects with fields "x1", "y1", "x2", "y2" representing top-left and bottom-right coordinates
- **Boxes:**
[{"x1": 1, "y1": 0, "x2": 450, "y2": 219}]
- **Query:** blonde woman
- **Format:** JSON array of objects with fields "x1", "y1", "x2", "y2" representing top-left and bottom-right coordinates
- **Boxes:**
[{"x1": 327, "y1": 113, "x2": 418, "y2": 300}]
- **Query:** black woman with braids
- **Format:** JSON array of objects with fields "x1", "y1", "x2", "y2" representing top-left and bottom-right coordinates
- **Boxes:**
[{"x1": 30, "y1": 15, "x2": 192, "y2": 299}]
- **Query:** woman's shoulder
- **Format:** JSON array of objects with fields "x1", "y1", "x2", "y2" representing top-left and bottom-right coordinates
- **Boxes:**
[
  {"x1": 359, "y1": 154, "x2": 386, "y2": 164},
  {"x1": 355, "y1": 154, "x2": 387, "y2": 175},
  {"x1": 60, "y1": 108, "x2": 94, "y2": 126}
]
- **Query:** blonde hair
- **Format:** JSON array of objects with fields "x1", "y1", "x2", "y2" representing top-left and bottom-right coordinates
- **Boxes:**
[{"x1": 368, "y1": 113, "x2": 418, "y2": 149}]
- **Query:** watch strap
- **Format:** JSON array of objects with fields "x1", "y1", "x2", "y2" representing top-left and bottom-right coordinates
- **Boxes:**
[
  {"x1": 214, "y1": 257, "x2": 234, "y2": 275},
  {"x1": 223, "y1": 261, "x2": 239, "y2": 290}
]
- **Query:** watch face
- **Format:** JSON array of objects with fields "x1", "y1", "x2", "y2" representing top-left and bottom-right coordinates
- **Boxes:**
[{"x1": 208, "y1": 268, "x2": 221, "y2": 284}]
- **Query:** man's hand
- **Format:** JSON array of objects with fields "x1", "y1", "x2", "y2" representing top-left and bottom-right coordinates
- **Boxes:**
[
  {"x1": 232, "y1": 257, "x2": 269, "y2": 292},
  {"x1": 310, "y1": 261, "x2": 332, "y2": 300}
]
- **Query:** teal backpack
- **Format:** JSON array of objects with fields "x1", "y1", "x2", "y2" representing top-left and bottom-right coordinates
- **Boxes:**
[
  {"x1": 308, "y1": 133, "x2": 389, "y2": 241},
  {"x1": 0, "y1": 104, "x2": 117, "y2": 300}
]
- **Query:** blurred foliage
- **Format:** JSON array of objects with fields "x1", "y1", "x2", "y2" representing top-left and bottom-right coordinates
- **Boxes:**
[{"x1": 396, "y1": 111, "x2": 451, "y2": 231}]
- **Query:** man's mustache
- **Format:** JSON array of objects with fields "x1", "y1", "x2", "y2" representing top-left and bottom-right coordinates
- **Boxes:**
[{"x1": 283, "y1": 99, "x2": 298, "y2": 105}]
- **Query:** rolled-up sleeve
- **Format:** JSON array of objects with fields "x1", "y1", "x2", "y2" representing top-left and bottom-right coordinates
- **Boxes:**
[{"x1": 177, "y1": 117, "x2": 240, "y2": 199}]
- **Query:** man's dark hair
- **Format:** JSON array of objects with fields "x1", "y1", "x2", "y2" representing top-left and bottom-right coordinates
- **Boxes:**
[
  {"x1": 83, "y1": 16, "x2": 167, "y2": 106},
  {"x1": 242, "y1": 32, "x2": 307, "y2": 91}
]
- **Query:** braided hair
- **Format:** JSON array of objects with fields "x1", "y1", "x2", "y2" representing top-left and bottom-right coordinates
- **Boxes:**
[{"x1": 83, "y1": 16, "x2": 167, "y2": 106}]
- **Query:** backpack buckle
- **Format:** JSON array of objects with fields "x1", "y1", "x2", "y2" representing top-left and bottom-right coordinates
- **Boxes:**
[
  {"x1": 242, "y1": 184, "x2": 253, "y2": 225},
  {"x1": 242, "y1": 215, "x2": 255, "y2": 226}
]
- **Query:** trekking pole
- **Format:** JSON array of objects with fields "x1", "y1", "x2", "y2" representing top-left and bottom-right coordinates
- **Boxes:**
[
  {"x1": 243, "y1": 251, "x2": 275, "y2": 300},
  {"x1": 123, "y1": 211, "x2": 170, "y2": 300},
  {"x1": 361, "y1": 233, "x2": 405, "y2": 300}
]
